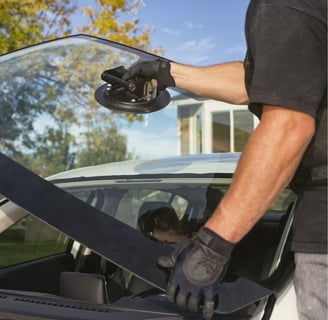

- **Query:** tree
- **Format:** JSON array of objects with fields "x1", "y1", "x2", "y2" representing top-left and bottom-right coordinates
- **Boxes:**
[
  {"x1": 0, "y1": 50, "x2": 59, "y2": 158},
  {"x1": 79, "y1": 0, "x2": 163, "y2": 54},
  {"x1": 0, "y1": 0, "x2": 161, "y2": 54},
  {"x1": 0, "y1": 0, "x2": 76, "y2": 54},
  {"x1": 77, "y1": 123, "x2": 133, "y2": 167},
  {"x1": 0, "y1": 0, "x2": 161, "y2": 175},
  {"x1": 19, "y1": 107, "x2": 79, "y2": 177}
]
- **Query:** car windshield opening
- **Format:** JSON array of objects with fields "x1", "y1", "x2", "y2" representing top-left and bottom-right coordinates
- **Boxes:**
[{"x1": 56, "y1": 175, "x2": 295, "y2": 285}]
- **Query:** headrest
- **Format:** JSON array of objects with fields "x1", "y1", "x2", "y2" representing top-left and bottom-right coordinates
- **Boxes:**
[{"x1": 138, "y1": 201, "x2": 173, "y2": 217}]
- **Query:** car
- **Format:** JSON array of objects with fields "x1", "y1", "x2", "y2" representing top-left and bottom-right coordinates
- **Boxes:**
[{"x1": 0, "y1": 34, "x2": 298, "y2": 319}]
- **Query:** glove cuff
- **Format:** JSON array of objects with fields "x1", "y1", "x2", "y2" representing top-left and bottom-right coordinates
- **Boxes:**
[
  {"x1": 158, "y1": 59, "x2": 175, "y2": 88},
  {"x1": 197, "y1": 227, "x2": 235, "y2": 258}
]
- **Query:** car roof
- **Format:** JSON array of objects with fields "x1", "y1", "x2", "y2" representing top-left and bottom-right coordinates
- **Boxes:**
[{"x1": 47, "y1": 153, "x2": 240, "y2": 181}]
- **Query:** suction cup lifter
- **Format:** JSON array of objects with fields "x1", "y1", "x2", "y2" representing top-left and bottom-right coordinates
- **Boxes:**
[{"x1": 95, "y1": 65, "x2": 170, "y2": 114}]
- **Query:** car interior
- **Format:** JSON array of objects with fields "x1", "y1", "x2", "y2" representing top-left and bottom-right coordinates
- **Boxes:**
[{"x1": 0, "y1": 183, "x2": 296, "y2": 318}]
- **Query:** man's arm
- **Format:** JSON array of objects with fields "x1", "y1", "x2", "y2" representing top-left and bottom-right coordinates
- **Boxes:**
[
  {"x1": 205, "y1": 105, "x2": 315, "y2": 242},
  {"x1": 122, "y1": 59, "x2": 248, "y2": 105},
  {"x1": 170, "y1": 61, "x2": 248, "y2": 105}
]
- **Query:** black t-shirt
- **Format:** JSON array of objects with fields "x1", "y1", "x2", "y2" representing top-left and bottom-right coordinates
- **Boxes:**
[{"x1": 244, "y1": 0, "x2": 327, "y2": 253}]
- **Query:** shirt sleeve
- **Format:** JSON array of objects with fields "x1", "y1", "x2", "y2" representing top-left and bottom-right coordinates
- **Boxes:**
[{"x1": 246, "y1": 3, "x2": 327, "y2": 119}]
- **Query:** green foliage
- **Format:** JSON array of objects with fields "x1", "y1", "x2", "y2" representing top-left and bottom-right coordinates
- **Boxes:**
[
  {"x1": 0, "y1": 0, "x2": 162, "y2": 54},
  {"x1": 81, "y1": 0, "x2": 152, "y2": 51},
  {"x1": 77, "y1": 123, "x2": 133, "y2": 167},
  {"x1": 0, "y1": 241, "x2": 66, "y2": 267},
  {"x1": 0, "y1": 0, "x2": 76, "y2": 54}
]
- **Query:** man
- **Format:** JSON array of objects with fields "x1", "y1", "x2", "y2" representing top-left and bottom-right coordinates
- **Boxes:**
[{"x1": 123, "y1": 0, "x2": 327, "y2": 319}]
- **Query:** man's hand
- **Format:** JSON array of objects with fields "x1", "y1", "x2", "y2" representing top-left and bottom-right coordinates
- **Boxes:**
[
  {"x1": 122, "y1": 59, "x2": 175, "y2": 90},
  {"x1": 157, "y1": 227, "x2": 235, "y2": 320}
]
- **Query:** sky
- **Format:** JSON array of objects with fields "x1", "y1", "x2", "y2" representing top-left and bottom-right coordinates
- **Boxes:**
[
  {"x1": 76, "y1": 0, "x2": 250, "y2": 65},
  {"x1": 135, "y1": 1, "x2": 249, "y2": 65},
  {"x1": 128, "y1": 1, "x2": 250, "y2": 157}
]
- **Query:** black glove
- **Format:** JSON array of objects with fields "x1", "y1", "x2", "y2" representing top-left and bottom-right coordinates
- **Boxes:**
[
  {"x1": 122, "y1": 59, "x2": 175, "y2": 91},
  {"x1": 157, "y1": 227, "x2": 235, "y2": 320}
]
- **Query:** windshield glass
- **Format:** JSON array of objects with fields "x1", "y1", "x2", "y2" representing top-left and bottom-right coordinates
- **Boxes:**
[
  {"x1": 61, "y1": 178, "x2": 225, "y2": 232},
  {"x1": 0, "y1": 35, "x2": 181, "y2": 177},
  {"x1": 0, "y1": 35, "x2": 254, "y2": 178},
  {"x1": 54, "y1": 175, "x2": 294, "y2": 244}
]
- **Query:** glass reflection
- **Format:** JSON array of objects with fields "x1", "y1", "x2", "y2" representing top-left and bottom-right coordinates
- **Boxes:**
[{"x1": 0, "y1": 36, "x2": 178, "y2": 177}]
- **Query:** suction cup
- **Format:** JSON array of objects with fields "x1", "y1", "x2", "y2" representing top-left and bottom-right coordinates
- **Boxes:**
[
  {"x1": 95, "y1": 67, "x2": 171, "y2": 114},
  {"x1": 95, "y1": 83, "x2": 170, "y2": 114}
]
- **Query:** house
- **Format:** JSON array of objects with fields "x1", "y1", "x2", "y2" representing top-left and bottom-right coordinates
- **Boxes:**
[{"x1": 172, "y1": 93, "x2": 259, "y2": 155}]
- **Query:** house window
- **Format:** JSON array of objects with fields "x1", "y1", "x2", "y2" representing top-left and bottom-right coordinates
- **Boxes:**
[
  {"x1": 196, "y1": 114, "x2": 202, "y2": 153},
  {"x1": 179, "y1": 117, "x2": 190, "y2": 155},
  {"x1": 234, "y1": 110, "x2": 253, "y2": 152},
  {"x1": 212, "y1": 110, "x2": 253, "y2": 152},
  {"x1": 212, "y1": 112, "x2": 230, "y2": 152},
  {"x1": 178, "y1": 104, "x2": 202, "y2": 155}
]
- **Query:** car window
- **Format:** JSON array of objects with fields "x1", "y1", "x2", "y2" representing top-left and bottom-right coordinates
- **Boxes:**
[
  {"x1": 116, "y1": 189, "x2": 170, "y2": 227},
  {"x1": 0, "y1": 215, "x2": 69, "y2": 268},
  {"x1": 65, "y1": 180, "x2": 295, "y2": 246},
  {"x1": 270, "y1": 189, "x2": 296, "y2": 212},
  {"x1": 115, "y1": 189, "x2": 189, "y2": 227}
]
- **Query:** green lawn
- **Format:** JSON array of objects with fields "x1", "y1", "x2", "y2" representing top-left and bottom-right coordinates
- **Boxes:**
[{"x1": 0, "y1": 241, "x2": 66, "y2": 267}]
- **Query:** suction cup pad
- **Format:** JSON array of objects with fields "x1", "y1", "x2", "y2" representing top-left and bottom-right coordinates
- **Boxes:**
[{"x1": 95, "y1": 83, "x2": 171, "y2": 114}]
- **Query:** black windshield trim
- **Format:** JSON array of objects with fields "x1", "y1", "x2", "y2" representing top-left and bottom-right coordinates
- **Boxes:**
[{"x1": 0, "y1": 153, "x2": 172, "y2": 290}]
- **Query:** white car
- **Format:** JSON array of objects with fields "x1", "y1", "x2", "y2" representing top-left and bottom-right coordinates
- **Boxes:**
[{"x1": 0, "y1": 34, "x2": 299, "y2": 319}]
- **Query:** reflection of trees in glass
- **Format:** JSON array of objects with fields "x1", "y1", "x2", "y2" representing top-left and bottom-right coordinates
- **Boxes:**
[
  {"x1": 0, "y1": 51, "x2": 58, "y2": 158},
  {"x1": 1, "y1": 0, "x2": 162, "y2": 176},
  {"x1": 77, "y1": 123, "x2": 133, "y2": 168},
  {"x1": 0, "y1": 40, "x2": 143, "y2": 176}
]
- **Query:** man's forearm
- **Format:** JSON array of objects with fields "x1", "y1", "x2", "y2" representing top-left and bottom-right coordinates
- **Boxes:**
[
  {"x1": 170, "y1": 61, "x2": 248, "y2": 105},
  {"x1": 205, "y1": 105, "x2": 315, "y2": 243}
]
